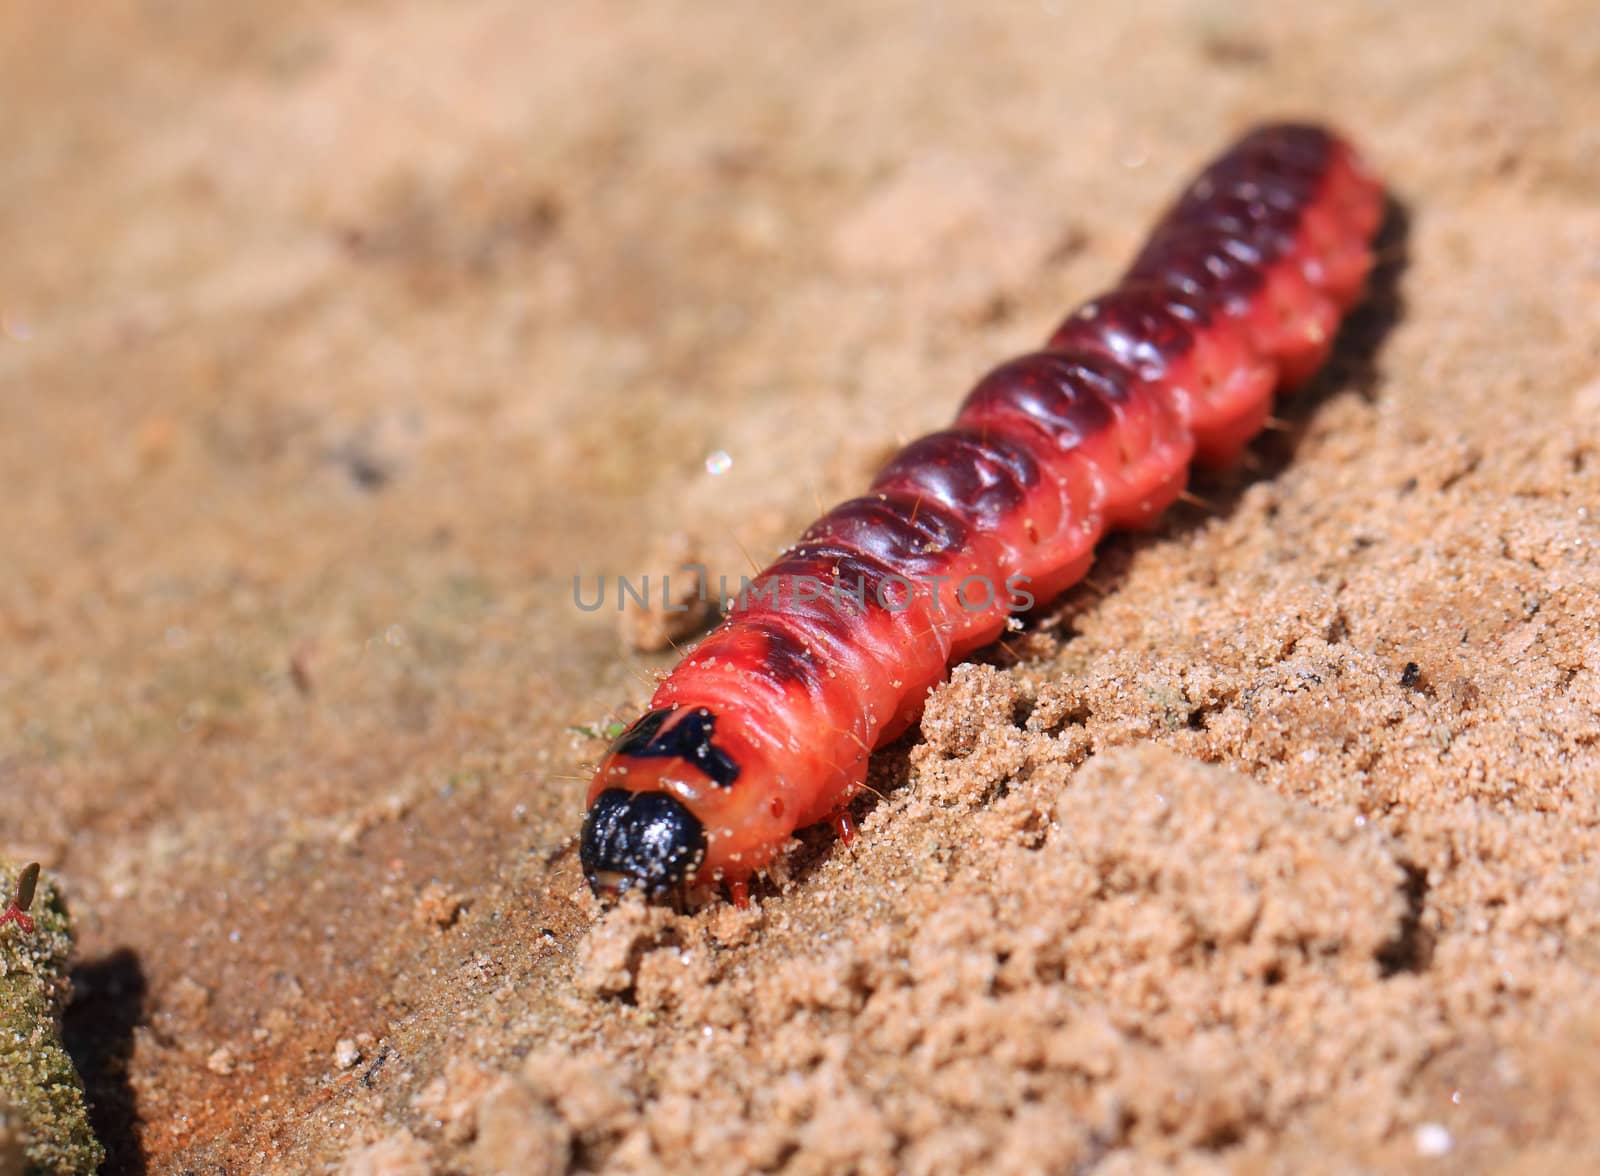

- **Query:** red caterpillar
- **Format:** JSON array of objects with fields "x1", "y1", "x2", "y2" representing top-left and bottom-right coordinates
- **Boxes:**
[{"x1": 582, "y1": 123, "x2": 1384, "y2": 906}]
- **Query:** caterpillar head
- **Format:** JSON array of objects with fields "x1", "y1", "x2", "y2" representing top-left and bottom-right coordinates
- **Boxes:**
[
  {"x1": 580, "y1": 787, "x2": 706, "y2": 901},
  {"x1": 581, "y1": 704, "x2": 791, "y2": 903}
]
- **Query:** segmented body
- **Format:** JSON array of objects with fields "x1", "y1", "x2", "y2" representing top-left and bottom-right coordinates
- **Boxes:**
[{"x1": 581, "y1": 123, "x2": 1385, "y2": 903}]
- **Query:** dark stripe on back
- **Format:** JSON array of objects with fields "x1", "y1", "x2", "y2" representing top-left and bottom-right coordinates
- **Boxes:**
[
  {"x1": 801, "y1": 493, "x2": 971, "y2": 580},
  {"x1": 774, "y1": 540, "x2": 921, "y2": 617},
  {"x1": 1126, "y1": 228, "x2": 1266, "y2": 311},
  {"x1": 739, "y1": 619, "x2": 822, "y2": 691},
  {"x1": 869, "y1": 426, "x2": 1042, "y2": 531},
  {"x1": 611, "y1": 707, "x2": 741, "y2": 789},
  {"x1": 958, "y1": 351, "x2": 1128, "y2": 448},
  {"x1": 1048, "y1": 289, "x2": 1199, "y2": 381}
]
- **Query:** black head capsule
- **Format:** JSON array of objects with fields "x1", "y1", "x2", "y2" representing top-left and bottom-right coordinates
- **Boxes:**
[{"x1": 580, "y1": 788, "x2": 707, "y2": 901}]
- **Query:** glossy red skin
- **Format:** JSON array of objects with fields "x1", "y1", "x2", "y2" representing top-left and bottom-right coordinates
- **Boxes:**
[{"x1": 587, "y1": 124, "x2": 1384, "y2": 893}]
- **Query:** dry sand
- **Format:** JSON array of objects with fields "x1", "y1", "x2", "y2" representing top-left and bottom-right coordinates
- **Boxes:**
[{"x1": 3, "y1": 1, "x2": 1599, "y2": 1172}]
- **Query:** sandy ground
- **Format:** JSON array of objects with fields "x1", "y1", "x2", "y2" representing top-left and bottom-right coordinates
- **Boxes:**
[{"x1": 3, "y1": 0, "x2": 1600, "y2": 1172}]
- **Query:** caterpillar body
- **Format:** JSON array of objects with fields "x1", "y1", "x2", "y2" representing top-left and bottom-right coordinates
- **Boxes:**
[{"x1": 581, "y1": 123, "x2": 1385, "y2": 906}]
